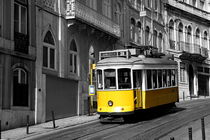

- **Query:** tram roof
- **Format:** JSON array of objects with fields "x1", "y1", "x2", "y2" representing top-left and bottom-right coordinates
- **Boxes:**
[{"x1": 97, "y1": 56, "x2": 177, "y2": 67}]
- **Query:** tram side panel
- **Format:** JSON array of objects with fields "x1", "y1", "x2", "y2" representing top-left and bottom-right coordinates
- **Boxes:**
[{"x1": 142, "y1": 87, "x2": 179, "y2": 109}]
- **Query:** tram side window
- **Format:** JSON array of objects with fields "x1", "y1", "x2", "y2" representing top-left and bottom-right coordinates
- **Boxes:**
[
  {"x1": 167, "y1": 69, "x2": 171, "y2": 87},
  {"x1": 104, "y1": 69, "x2": 116, "y2": 89},
  {"x1": 133, "y1": 70, "x2": 142, "y2": 88},
  {"x1": 163, "y1": 70, "x2": 167, "y2": 87},
  {"x1": 147, "y1": 70, "x2": 152, "y2": 89},
  {"x1": 97, "y1": 70, "x2": 103, "y2": 89},
  {"x1": 118, "y1": 69, "x2": 131, "y2": 89},
  {"x1": 171, "y1": 69, "x2": 176, "y2": 86},
  {"x1": 158, "y1": 70, "x2": 162, "y2": 88},
  {"x1": 153, "y1": 70, "x2": 157, "y2": 88}
]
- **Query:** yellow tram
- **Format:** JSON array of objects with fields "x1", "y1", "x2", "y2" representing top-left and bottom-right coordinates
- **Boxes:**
[{"x1": 96, "y1": 49, "x2": 179, "y2": 122}]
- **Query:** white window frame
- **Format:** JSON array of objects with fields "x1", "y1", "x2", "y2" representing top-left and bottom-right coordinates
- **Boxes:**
[
  {"x1": 69, "y1": 49, "x2": 78, "y2": 74},
  {"x1": 43, "y1": 43, "x2": 56, "y2": 70},
  {"x1": 14, "y1": 2, "x2": 27, "y2": 34}
]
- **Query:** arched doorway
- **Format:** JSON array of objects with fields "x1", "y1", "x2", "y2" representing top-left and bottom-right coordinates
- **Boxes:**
[{"x1": 189, "y1": 64, "x2": 194, "y2": 95}]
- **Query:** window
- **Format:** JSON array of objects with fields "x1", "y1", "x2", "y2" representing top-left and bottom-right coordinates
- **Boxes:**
[
  {"x1": 69, "y1": 40, "x2": 78, "y2": 74},
  {"x1": 203, "y1": 31, "x2": 208, "y2": 48},
  {"x1": 115, "y1": 3, "x2": 122, "y2": 25},
  {"x1": 103, "y1": 0, "x2": 111, "y2": 18},
  {"x1": 130, "y1": 18, "x2": 135, "y2": 41},
  {"x1": 147, "y1": 70, "x2": 152, "y2": 89},
  {"x1": 158, "y1": 70, "x2": 162, "y2": 88},
  {"x1": 118, "y1": 69, "x2": 131, "y2": 89},
  {"x1": 86, "y1": 0, "x2": 97, "y2": 10},
  {"x1": 163, "y1": 70, "x2": 167, "y2": 87},
  {"x1": 169, "y1": 20, "x2": 174, "y2": 41},
  {"x1": 145, "y1": 26, "x2": 150, "y2": 45},
  {"x1": 153, "y1": 30, "x2": 157, "y2": 48},
  {"x1": 200, "y1": 0, "x2": 204, "y2": 10},
  {"x1": 153, "y1": 70, "x2": 157, "y2": 88},
  {"x1": 14, "y1": 1, "x2": 27, "y2": 34},
  {"x1": 158, "y1": 33, "x2": 163, "y2": 52},
  {"x1": 180, "y1": 64, "x2": 186, "y2": 82},
  {"x1": 171, "y1": 69, "x2": 176, "y2": 86},
  {"x1": 104, "y1": 69, "x2": 116, "y2": 89},
  {"x1": 137, "y1": 22, "x2": 141, "y2": 44},
  {"x1": 154, "y1": 0, "x2": 158, "y2": 10},
  {"x1": 178, "y1": 23, "x2": 183, "y2": 50},
  {"x1": 43, "y1": 31, "x2": 56, "y2": 69},
  {"x1": 133, "y1": 70, "x2": 142, "y2": 88},
  {"x1": 97, "y1": 70, "x2": 103, "y2": 89},
  {"x1": 167, "y1": 69, "x2": 171, "y2": 86},
  {"x1": 13, "y1": 68, "x2": 28, "y2": 107},
  {"x1": 195, "y1": 28, "x2": 200, "y2": 46}
]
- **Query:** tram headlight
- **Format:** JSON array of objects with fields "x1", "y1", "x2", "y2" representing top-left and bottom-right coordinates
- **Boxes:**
[{"x1": 108, "y1": 100, "x2": 113, "y2": 106}]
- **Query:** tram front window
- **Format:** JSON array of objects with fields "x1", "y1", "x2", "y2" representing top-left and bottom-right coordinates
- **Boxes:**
[
  {"x1": 118, "y1": 69, "x2": 131, "y2": 89},
  {"x1": 104, "y1": 69, "x2": 116, "y2": 89}
]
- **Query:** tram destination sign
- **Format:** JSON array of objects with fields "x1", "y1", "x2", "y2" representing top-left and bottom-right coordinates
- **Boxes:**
[{"x1": 99, "y1": 50, "x2": 130, "y2": 60}]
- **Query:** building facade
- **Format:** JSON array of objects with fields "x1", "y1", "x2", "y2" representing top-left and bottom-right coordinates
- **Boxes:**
[
  {"x1": 0, "y1": 0, "x2": 36, "y2": 130},
  {"x1": 35, "y1": 0, "x2": 121, "y2": 124},
  {"x1": 164, "y1": 0, "x2": 210, "y2": 98}
]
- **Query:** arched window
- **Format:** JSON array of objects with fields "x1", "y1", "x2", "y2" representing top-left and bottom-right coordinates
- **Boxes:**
[
  {"x1": 195, "y1": 28, "x2": 201, "y2": 53},
  {"x1": 69, "y1": 40, "x2": 78, "y2": 74},
  {"x1": 137, "y1": 22, "x2": 141, "y2": 44},
  {"x1": 13, "y1": 68, "x2": 28, "y2": 107},
  {"x1": 186, "y1": 26, "x2": 192, "y2": 51},
  {"x1": 178, "y1": 23, "x2": 183, "y2": 50},
  {"x1": 169, "y1": 20, "x2": 174, "y2": 41},
  {"x1": 130, "y1": 18, "x2": 135, "y2": 41},
  {"x1": 195, "y1": 28, "x2": 200, "y2": 45},
  {"x1": 203, "y1": 31, "x2": 208, "y2": 48},
  {"x1": 153, "y1": 30, "x2": 157, "y2": 48},
  {"x1": 145, "y1": 26, "x2": 150, "y2": 45},
  {"x1": 43, "y1": 31, "x2": 56, "y2": 69}
]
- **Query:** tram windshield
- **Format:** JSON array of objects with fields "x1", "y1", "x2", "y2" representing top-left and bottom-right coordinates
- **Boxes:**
[
  {"x1": 104, "y1": 69, "x2": 116, "y2": 89},
  {"x1": 118, "y1": 69, "x2": 131, "y2": 89}
]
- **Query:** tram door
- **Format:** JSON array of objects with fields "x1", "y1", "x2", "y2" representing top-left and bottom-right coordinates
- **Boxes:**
[{"x1": 133, "y1": 70, "x2": 142, "y2": 108}]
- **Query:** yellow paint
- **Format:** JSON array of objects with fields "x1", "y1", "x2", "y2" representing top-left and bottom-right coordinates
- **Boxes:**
[
  {"x1": 97, "y1": 87, "x2": 179, "y2": 113},
  {"x1": 97, "y1": 90, "x2": 134, "y2": 113},
  {"x1": 141, "y1": 87, "x2": 179, "y2": 109}
]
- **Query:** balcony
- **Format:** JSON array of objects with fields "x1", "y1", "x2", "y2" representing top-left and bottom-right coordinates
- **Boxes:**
[
  {"x1": 179, "y1": 41, "x2": 208, "y2": 62},
  {"x1": 166, "y1": 0, "x2": 210, "y2": 21},
  {"x1": 14, "y1": 32, "x2": 29, "y2": 54},
  {"x1": 66, "y1": 0, "x2": 120, "y2": 38}
]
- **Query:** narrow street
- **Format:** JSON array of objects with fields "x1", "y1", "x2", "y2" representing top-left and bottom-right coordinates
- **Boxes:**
[{"x1": 31, "y1": 98, "x2": 210, "y2": 140}]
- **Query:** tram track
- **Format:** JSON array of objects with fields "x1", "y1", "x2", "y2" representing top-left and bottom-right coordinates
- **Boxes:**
[
  {"x1": 76, "y1": 99, "x2": 210, "y2": 140},
  {"x1": 34, "y1": 98, "x2": 210, "y2": 140}
]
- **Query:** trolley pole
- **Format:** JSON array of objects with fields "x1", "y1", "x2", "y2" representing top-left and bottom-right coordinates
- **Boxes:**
[{"x1": 89, "y1": 64, "x2": 96, "y2": 116}]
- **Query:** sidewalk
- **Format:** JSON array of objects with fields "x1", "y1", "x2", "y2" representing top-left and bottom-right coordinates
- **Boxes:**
[{"x1": 1, "y1": 114, "x2": 99, "y2": 140}]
